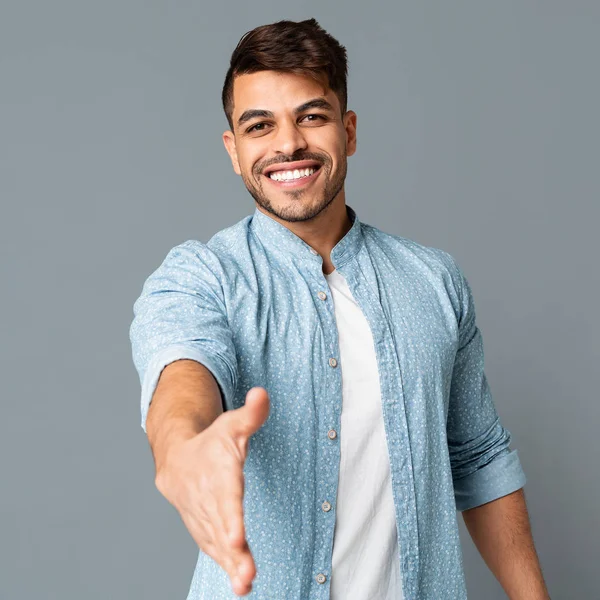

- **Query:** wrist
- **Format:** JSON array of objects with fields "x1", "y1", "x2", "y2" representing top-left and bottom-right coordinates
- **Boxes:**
[{"x1": 151, "y1": 417, "x2": 205, "y2": 478}]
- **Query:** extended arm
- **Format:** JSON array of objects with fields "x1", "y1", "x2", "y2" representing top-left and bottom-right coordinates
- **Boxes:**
[
  {"x1": 147, "y1": 359, "x2": 223, "y2": 476},
  {"x1": 462, "y1": 488, "x2": 550, "y2": 599},
  {"x1": 129, "y1": 241, "x2": 258, "y2": 596}
]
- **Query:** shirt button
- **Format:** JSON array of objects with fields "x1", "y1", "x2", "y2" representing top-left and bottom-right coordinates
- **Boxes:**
[
  {"x1": 309, "y1": 247, "x2": 319, "y2": 255},
  {"x1": 322, "y1": 501, "x2": 332, "y2": 512},
  {"x1": 316, "y1": 573, "x2": 327, "y2": 584},
  {"x1": 327, "y1": 429, "x2": 337, "y2": 440},
  {"x1": 329, "y1": 357, "x2": 338, "y2": 368},
  {"x1": 317, "y1": 291, "x2": 327, "y2": 301}
]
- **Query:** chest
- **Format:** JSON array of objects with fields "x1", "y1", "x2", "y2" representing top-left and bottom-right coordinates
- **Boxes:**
[{"x1": 224, "y1": 257, "x2": 459, "y2": 392}]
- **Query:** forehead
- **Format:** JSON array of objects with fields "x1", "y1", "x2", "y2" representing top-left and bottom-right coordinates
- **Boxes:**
[{"x1": 231, "y1": 71, "x2": 338, "y2": 118}]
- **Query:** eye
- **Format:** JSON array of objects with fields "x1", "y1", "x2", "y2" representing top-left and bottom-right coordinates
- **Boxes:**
[
  {"x1": 245, "y1": 114, "x2": 326, "y2": 134},
  {"x1": 301, "y1": 114, "x2": 326, "y2": 123},
  {"x1": 247, "y1": 122, "x2": 269, "y2": 133}
]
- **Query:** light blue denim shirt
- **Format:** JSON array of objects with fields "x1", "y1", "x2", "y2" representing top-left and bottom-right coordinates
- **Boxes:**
[{"x1": 129, "y1": 204, "x2": 527, "y2": 599}]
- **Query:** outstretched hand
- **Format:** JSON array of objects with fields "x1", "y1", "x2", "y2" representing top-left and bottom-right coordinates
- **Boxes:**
[{"x1": 154, "y1": 386, "x2": 270, "y2": 596}]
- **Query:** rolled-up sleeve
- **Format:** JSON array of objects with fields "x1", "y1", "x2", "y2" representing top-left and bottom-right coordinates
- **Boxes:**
[
  {"x1": 444, "y1": 254, "x2": 527, "y2": 512},
  {"x1": 129, "y1": 240, "x2": 238, "y2": 433}
]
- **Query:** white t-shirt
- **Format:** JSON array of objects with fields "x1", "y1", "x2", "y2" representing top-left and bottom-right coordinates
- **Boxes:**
[{"x1": 325, "y1": 268, "x2": 404, "y2": 600}]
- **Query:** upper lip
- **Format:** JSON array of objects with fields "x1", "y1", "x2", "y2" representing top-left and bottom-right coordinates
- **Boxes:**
[{"x1": 263, "y1": 160, "x2": 322, "y2": 176}]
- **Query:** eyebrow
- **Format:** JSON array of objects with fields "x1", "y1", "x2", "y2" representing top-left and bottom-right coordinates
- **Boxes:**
[{"x1": 237, "y1": 97, "x2": 336, "y2": 128}]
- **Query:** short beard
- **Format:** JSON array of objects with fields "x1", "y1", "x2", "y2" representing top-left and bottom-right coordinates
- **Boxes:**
[{"x1": 241, "y1": 151, "x2": 347, "y2": 223}]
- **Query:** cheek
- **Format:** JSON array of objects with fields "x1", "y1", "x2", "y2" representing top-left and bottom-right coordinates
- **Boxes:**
[
  {"x1": 232, "y1": 143, "x2": 249, "y2": 168},
  {"x1": 321, "y1": 133, "x2": 346, "y2": 162},
  {"x1": 240, "y1": 150, "x2": 265, "y2": 177},
  {"x1": 238, "y1": 157, "x2": 257, "y2": 179}
]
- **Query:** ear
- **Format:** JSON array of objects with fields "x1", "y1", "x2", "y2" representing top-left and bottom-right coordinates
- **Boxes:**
[
  {"x1": 222, "y1": 130, "x2": 241, "y2": 175},
  {"x1": 343, "y1": 110, "x2": 357, "y2": 157}
]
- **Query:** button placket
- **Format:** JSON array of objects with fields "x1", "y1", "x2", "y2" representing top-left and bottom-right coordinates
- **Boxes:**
[{"x1": 314, "y1": 277, "x2": 338, "y2": 594}]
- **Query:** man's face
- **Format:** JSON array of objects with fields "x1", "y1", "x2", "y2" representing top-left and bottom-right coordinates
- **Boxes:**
[{"x1": 223, "y1": 71, "x2": 357, "y2": 223}]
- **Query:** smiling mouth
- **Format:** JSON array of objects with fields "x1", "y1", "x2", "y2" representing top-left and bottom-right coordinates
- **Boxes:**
[
  {"x1": 265, "y1": 164, "x2": 321, "y2": 182},
  {"x1": 262, "y1": 165, "x2": 323, "y2": 190}
]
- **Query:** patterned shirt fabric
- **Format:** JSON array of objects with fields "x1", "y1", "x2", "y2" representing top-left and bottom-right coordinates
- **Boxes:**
[{"x1": 129, "y1": 204, "x2": 527, "y2": 599}]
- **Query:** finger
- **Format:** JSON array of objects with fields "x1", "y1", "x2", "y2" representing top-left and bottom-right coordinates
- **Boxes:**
[
  {"x1": 203, "y1": 516, "x2": 253, "y2": 594},
  {"x1": 232, "y1": 572, "x2": 253, "y2": 597},
  {"x1": 229, "y1": 387, "x2": 270, "y2": 439},
  {"x1": 233, "y1": 538, "x2": 256, "y2": 585},
  {"x1": 230, "y1": 542, "x2": 256, "y2": 596},
  {"x1": 179, "y1": 468, "x2": 242, "y2": 578},
  {"x1": 218, "y1": 468, "x2": 246, "y2": 543},
  {"x1": 186, "y1": 508, "x2": 240, "y2": 583},
  {"x1": 214, "y1": 475, "x2": 252, "y2": 572},
  {"x1": 206, "y1": 473, "x2": 255, "y2": 586}
]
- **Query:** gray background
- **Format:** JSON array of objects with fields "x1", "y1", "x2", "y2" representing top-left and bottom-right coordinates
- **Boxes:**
[{"x1": 1, "y1": 2, "x2": 598, "y2": 598}]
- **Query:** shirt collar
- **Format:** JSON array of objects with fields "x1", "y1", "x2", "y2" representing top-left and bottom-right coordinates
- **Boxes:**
[{"x1": 249, "y1": 203, "x2": 364, "y2": 269}]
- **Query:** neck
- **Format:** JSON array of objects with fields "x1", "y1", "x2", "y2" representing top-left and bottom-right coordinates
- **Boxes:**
[{"x1": 255, "y1": 195, "x2": 352, "y2": 275}]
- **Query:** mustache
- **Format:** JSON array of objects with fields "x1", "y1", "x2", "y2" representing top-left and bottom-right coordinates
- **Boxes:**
[{"x1": 256, "y1": 153, "x2": 329, "y2": 173}]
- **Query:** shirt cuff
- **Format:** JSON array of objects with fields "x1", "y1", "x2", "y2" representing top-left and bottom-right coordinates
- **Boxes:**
[
  {"x1": 140, "y1": 344, "x2": 234, "y2": 433},
  {"x1": 453, "y1": 448, "x2": 527, "y2": 512}
]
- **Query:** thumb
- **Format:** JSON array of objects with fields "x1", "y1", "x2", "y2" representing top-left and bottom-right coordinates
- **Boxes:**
[{"x1": 230, "y1": 386, "x2": 270, "y2": 438}]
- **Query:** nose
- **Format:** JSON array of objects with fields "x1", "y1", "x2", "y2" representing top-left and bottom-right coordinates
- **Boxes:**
[{"x1": 272, "y1": 119, "x2": 308, "y2": 156}]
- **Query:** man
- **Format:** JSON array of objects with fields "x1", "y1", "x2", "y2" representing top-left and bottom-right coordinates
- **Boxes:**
[{"x1": 129, "y1": 18, "x2": 550, "y2": 600}]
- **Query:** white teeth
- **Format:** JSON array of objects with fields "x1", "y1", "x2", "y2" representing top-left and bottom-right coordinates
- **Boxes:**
[{"x1": 269, "y1": 167, "x2": 316, "y2": 181}]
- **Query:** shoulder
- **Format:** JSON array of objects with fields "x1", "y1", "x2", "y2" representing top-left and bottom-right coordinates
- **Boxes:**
[
  {"x1": 360, "y1": 221, "x2": 467, "y2": 315},
  {"x1": 161, "y1": 214, "x2": 253, "y2": 272},
  {"x1": 362, "y1": 222, "x2": 463, "y2": 280}
]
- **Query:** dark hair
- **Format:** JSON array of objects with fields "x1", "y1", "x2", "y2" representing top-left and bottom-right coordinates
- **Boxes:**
[{"x1": 222, "y1": 18, "x2": 348, "y2": 131}]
